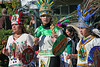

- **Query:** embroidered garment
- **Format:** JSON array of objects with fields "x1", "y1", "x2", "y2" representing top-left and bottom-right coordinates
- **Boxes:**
[
  {"x1": 6, "y1": 33, "x2": 34, "y2": 67},
  {"x1": 76, "y1": 36, "x2": 100, "y2": 67},
  {"x1": 36, "y1": 25, "x2": 63, "y2": 67}
]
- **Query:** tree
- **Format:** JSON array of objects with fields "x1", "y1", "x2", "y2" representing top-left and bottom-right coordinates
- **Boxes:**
[{"x1": 4, "y1": 0, "x2": 21, "y2": 15}]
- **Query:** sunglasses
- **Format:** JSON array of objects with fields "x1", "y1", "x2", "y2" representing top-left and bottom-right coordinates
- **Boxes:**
[{"x1": 40, "y1": 15, "x2": 51, "y2": 17}]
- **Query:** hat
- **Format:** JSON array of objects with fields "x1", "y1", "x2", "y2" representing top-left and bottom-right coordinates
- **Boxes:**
[
  {"x1": 37, "y1": 0, "x2": 54, "y2": 16},
  {"x1": 10, "y1": 10, "x2": 24, "y2": 25},
  {"x1": 77, "y1": 5, "x2": 95, "y2": 29}
]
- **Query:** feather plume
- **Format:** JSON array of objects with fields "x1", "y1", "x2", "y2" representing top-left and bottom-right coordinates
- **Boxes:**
[
  {"x1": 40, "y1": 0, "x2": 43, "y2": 3},
  {"x1": 76, "y1": 0, "x2": 100, "y2": 28},
  {"x1": 37, "y1": 0, "x2": 54, "y2": 9}
]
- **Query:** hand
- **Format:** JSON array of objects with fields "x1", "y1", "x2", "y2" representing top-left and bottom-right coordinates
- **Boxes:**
[
  {"x1": 2, "y1": 46, "x2": 9, "y2": 56},
  {"x1": 51, "y1": 34, "x2": 58, "y2": 42},
  {"x1": 16, "y1": 52, "x2": 21, "y2": 60},
  {"x1": 33, "y1": 37, "x2": 39, "y2": 45},
  {"x1": 66, "y1": 54, "x2": 72, "y2": 60}
]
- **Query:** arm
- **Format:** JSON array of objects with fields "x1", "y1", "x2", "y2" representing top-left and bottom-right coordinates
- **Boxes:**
[
  {"x1": 66, "y1": 41, "x2": 72, "y2": 60},
  {"x1": 2, "y1": 36, "x2": 10, "y2": 56},
  {"x1": 72, "y1": 54, "x2": 78, "y2": 59},
  {"x1": 27, "y1": 34, "x2": 39, "y2": 51},
  {"x1": 66, "y1": 41, "x2": 72, "y2": 54},
  {"x1": 2, "y1": 46, "x2": 9, "y2": 56},
  {"x1": 51, "y1": 29, "x2": 63, "y2": 42},
  {"x1": 66, "y1": 41, "x2": 79, "y2": 60},
  {"x1": 66, "y1": 54, "x2": 78, "y2": 60}
]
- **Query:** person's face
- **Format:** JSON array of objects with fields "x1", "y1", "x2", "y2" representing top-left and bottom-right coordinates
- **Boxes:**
[
  {"x1": 66, "y1": 29, "x2": 73, "y2": 38},
  {"x1": 79, "y1": 27, "x2": 90, "y2": 37},
  {"x1": 31, "y1": 16, "x2": 34, "y2": 20},
  {"x1": 12, "y1": 24, "x2": 22, "y2": 34},
  {"x1": 40, "y1": 15, "x2": 51, "y2": 25}
]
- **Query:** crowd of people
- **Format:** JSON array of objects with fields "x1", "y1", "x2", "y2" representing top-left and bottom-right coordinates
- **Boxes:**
[{"x1": 1, "y1": 0, "x2": 100, "y2": 67}]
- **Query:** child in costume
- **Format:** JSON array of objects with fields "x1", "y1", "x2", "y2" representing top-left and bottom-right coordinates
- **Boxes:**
[
  {"x1": 33, "y1": 0, "x2": 63, "y2": 67},
  {"x1": 2, "y1": 10, "x2": 35, "y2": 67},
  {"x1": 67, "y1": 4, "x2": 100, "y2": 67}
]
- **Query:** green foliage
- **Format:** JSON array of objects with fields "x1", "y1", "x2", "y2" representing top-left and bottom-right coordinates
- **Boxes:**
[
  {"x1": 0, "y1": 6, "x2": 3, "y2": 15},
  {"x1": 3, "y1": 0, "x2": 21, "y2": 15},
  {"x1": 24, "y1": 17, "x2": 30, "y2": 26},
  {"x1": 53, "y1": 16, "x2": 59, "y2": 24},
  {"x1": 27, "y1": 27, "x2": 35, "y2": 36},
  {"x1": 5, "y1": 3, "x2": 13, "y2": 15},
  {"x1": 0, "y1": 29, "x2": 13, "y2": 44},
  {"x1": 0, "y1": 29, "x2": 10, "y2": 67}
]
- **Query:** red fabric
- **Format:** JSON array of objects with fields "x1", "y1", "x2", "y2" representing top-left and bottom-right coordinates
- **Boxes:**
[{"x1": 35, "y1": 51, "x2": 39, "y2": 55}]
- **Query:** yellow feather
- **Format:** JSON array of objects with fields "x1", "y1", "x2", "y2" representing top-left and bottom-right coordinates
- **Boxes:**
[
  {"x1": 47, "y1": 0, "x2": 49, "y2": 3},
  {"x1": 84, "y1": 12, "x2": 87, "y2": 16},
  {"x1": 50, "y1": 1, "x2": 54, "y2": 5},
  {"x1": 40, "y1": 0, "x2": 43, "y2": 3},
  {"x1": 37, "y1": 2, "x2": 41, "y2": 6}
]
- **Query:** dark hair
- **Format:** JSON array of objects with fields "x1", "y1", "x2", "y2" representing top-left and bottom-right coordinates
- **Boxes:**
[
  {"x1": 66, "y1": 26, "x2": 78, "y2": 36},
  {"x1": 20, "y1": 25, "x2": 28, "y2": 33},
  {"x1": 65, "y1": 26, "x2": 80, "y2": 43}
]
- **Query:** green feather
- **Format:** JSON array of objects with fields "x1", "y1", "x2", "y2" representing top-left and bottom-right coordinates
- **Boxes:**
[
  {"x1": 47, "y1": 0, "x2": 51, "y2": 4},
  {"x1": 39, "y1": 0, "x2": 42, "y2": 5},
  {"x1": 50, "y1": 1, "x2": 54, "y2": 5},
  {"x1": 47, "y1": 0, "x2": 49, "y2": 3},
  {"x1": 62, "y1": 19, "x2": 69, "y2": 23},
  {"x1": 40, "y1": 0, "x2": 43, "y2": 3},
  {"x1": 37, "y1": 2, "x2": 41, "y2": 8},
  {"x1": 45, "y1": 0, "x2": 47, "y2": 3}
]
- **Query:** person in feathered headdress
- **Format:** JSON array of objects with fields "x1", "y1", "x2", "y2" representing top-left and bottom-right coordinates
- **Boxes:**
[
  {"x1": 2, "y1": 10, "x2": 35, "y2": 67},
  {"x1": 68, "y1": 2, "x2": 100, "y2": 67},
  {"x1": 33, "y1": 0, "x2": 64, "y2": 67}
]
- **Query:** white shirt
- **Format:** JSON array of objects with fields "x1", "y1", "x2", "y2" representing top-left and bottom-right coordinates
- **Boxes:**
[{"x1": 6, "y1": 33, "x2": 34, "y2": 66}]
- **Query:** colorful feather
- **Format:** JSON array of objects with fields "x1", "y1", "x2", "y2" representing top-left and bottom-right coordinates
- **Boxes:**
[
  {"x1": 40, "y1": 0, "x2": 43, "y2": 3},
  {"x1": 50, "y1": 1, "x2": 54, "y2": 5},
  {"x1": 48, "y1": 0, "x2": 51, "y2": 4},
  {"x1": 37, "y1": 0, "x2": 54, "y2": 9},
  {"x1": 37, "y1": 1, "x2": 41, "y2": 8},
  {"x1": 45, "y1": 0, "x2": 47, "y2": 3},
  {"x1": 76, "y1": 0, "x2": 100, "y2": 28},
  {"x1": 47, "y1": 0, "x2": 49, "y2": 3}
]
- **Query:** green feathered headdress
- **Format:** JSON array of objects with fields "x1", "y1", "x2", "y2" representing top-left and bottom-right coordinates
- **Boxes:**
[{"x1": 37, "y1": 0, "x2": 54, "y2": 16}]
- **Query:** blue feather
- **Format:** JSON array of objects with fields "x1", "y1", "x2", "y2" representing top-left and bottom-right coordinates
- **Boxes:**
[
  {"x1": 83, "y1": 9, "x2": 86, "y2": 15},
  {"x1": 86, "y1": 8, "x2": 92, "y2": 14},
  {"x1": 85, "y1": 13, "x2": 90, "y2": 21},
  {"x1": 77, "y1": 5, "x2": 82, "y2": 17},
  {"x1": 85, "y1": 12, "x2": 95, "y2": 21}
]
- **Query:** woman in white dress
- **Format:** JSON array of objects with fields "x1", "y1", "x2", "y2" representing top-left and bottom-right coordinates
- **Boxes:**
[
  {"x1": 67, "y1": 5, "x2": 100, "y2": 67},
  {"x1": 2, "y1": 10, "x2": 34, "y2": 67}
]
